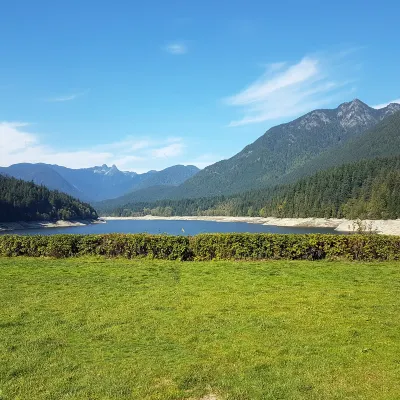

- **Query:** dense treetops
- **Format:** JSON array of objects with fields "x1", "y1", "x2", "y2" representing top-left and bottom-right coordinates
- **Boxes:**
[
  {"x1": 98, "y1": 156, "x2": 400, "y2": 220},
  {"x1": 0, "y1": 175, "x2": 98, "y2": 222}
]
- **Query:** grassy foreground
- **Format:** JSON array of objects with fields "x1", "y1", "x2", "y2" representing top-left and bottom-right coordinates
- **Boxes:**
[{"x1": 0, "y1": 258, "x2": 399, "y2": 400}]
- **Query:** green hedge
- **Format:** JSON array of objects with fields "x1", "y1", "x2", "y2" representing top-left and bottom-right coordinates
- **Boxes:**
[{"x1": 1, "y1": 233, "x2": 400, "y2": 261}]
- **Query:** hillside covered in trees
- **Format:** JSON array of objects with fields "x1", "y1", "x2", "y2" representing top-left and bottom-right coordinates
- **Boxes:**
[
  {"x1": 98, "y1": 156, "x2": 400, "y2": 220},
  {"x1": 0, "y1": 175, "x2": 98, "y2": 222},
  {"x1": 95, "y1": 103, "x2": 400, "y2": 207}
]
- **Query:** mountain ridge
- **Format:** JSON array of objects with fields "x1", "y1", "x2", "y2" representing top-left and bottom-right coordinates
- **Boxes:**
[
  {"x1": 2, "y1": 99, "x2": 399, "y2": 205},
  {"x1": 0, "y1": 163, "x2": 200, "y2": 202},
  {"x1": 98, "y1": 155, "x2": 400, "y2": 220},
  {"x1": 169, "y1": 99, "x2": 400, "y2": 198}
]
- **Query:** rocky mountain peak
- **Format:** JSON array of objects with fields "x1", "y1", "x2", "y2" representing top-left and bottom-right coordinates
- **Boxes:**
[
  {"x1": 386, "y1": 102, "x2": 400, "y2": 111},
  {"x1": 92, "y1": 164, "x2": 121, "y2": 176},
  {"x1": 336, "y1": 99, "x2": 376, "y2": 130},
  {"x1": 377, "y1": 102, "x2": 400, "y2": 120}
]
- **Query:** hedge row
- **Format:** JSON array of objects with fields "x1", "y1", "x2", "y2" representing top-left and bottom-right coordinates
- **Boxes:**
[{"x1": 1, "y1": 233, "x2": 400, "y2": 261}]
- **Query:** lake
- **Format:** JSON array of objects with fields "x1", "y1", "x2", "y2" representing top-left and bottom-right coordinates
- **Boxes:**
[{"x1": 1, "y1": 219, "x2": 339, "y2": 235}]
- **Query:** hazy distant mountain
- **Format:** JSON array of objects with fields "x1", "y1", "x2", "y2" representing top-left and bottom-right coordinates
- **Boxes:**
[
  {"x1": 131, "y1": 165, "x2": 200, "y2": 190},
  {"x1": 170, "y1": 99, "x2": 400, "y2": 198},
  {"x1": 95, "y1": 185, "x2": 178, "y2": 210},
  {"x1": 0, "y1": 163, "x2": 199, "y2": 202}
]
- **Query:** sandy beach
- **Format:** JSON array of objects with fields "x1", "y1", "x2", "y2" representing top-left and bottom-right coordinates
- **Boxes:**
[{"x1": 101, "y1": 216, "x2": 400, "y2": 235}]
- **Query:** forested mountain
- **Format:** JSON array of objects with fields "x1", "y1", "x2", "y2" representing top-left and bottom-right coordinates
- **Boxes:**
[
  {"x1": 0, "y1": 175, "x2": 98, "y2": 222},
  {"x1": 95, "y1": 99, "x2": 400, "y2": 205},
  {"x1": 282, "y1": 110, "x2": 400, "y2": 184},
  {"x1": 98, "y1": 156, "x2": 400, "y2": 220},
  {"x1": 170, "y1": 100, "x2": 400, "y2": 198},
  {"x1": 2, "y1": 99, "x2": 398, "y2": 208},
  {"x1": 0, "y1": 163, "x2": 199, "y2": 202}
]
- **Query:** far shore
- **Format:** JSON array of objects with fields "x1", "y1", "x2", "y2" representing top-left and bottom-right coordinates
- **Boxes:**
[
  {"x1": 0, "y1": 219, "x2": 103, "y2": 233},
  {"x1": 2, "y1": 216, "x2": 400, "y2": 236},
  {"x1": 101, "y1": 215, "x2": 400, "y2": 235}
]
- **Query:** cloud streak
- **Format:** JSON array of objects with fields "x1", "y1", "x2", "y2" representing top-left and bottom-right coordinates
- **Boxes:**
[
  {"x1": 225, "y1": 55, "x2": 354, "y2": 127},
  {"x1": 0, "y1": 122, "x2": 187, "y2": 172},
  {"x1": 151, "y1": 142, "x2": 185, "y2": 158},
  {"x1": 372, "y1": 98, "x2": 400, "y2": 109},
  {"x1": 45, "y1": 90, "x2": 89, "y2": 102},
  {"x1": 164, "y1": 42, "x2": 187, "y2": 55}
]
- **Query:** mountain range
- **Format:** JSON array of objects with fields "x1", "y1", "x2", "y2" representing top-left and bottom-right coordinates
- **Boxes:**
[
  {"x1": 0, "y1": 163, "x2": 199, "y2": 202},
  {"x1": 171, "y1": 99, "x2": 400, "y2": 199},
  {"x1": 2, "y1": 99, "x2": 399, "y2": 210},
  {"x1": 97, "y1": 99, "x2": 400, "y2": 208},
  {"x1": 99, "y1": 155, "x2": 400, "y2": 220}
]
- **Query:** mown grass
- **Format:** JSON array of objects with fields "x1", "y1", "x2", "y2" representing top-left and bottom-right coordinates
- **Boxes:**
[{"x1": 0, "y1": 257, "x2": 399, "y2": 400}]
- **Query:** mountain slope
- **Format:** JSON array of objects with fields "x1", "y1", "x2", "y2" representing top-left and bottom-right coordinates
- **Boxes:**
[
  {"x1": 172, "y1": 100, "x2": 400, "y2": 198},
  {"x1": 283, "y1": 110, "x2": 400, "y2": 184},
  {"x1": 100, "y1": 156, "x2": 400, "y2": 220},
  {"x1": 0, "y1": 163, "x2": 200, "y2": 202},
  {"x1": 0, "y1": 175, "x2": 98, "y2": 222}
]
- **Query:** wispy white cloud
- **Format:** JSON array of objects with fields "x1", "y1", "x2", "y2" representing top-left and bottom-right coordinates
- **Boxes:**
[
  {"x1": 151, "y1": 142, "x2": 185, "y2": 158},
  {"x1": 372, "y1": 98, "x2": 400, "y2": 109},
  {"x1": 45, "y1": 90, "x2": 89, "y2": 103},
  {"x1": 164, "y1": 42, "x2": 187, "y2": 55},
  {"x1": 0, "y1": 122, "x2": 186, "y2": 172},
  {"x1": 225, "y1": 54, "x2": 354, "y2": 127}
]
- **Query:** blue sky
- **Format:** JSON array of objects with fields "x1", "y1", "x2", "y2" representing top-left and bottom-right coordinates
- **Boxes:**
[{"x1": 1, "y1": 0, "x2": 399, "y2": 172}]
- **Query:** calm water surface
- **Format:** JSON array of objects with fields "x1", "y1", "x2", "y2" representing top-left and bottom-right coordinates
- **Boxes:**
[{"x1": 2, "y1": 219, "x2": 338, "y2": 235}]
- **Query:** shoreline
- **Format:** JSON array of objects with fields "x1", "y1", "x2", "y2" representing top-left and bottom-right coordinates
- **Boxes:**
[
  {"x1": 0, "y1": 219, "x2": 103, "y2": 232},
  {"x1": 2, "y1": 215, "x2": 399, "y2": 235},
  {"x1": 101, "y1": 216, "x2": 400, "y2": 235}
]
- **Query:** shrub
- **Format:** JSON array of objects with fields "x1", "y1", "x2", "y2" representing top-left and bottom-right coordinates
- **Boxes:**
[{"x1": 0, "y1": 233, "x2": 400, "y2": 261}]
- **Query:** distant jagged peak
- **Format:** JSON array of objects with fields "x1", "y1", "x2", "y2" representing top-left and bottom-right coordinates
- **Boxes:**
[{"x1": 92, "y1": 163, "x2": 121, "y2": 175}]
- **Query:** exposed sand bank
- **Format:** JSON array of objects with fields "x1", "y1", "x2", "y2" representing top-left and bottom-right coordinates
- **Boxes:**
[
  {"x1": 101, "y1": 216, "x2": 400, "y2": 235},
  {"x1": 0, "y1": 219, "x2": 103, "y2": 232}
]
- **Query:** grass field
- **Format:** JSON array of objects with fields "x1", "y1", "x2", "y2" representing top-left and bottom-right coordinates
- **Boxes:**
[{"x1": 0, "y1": 258, "x2": 399, "y2": 399}]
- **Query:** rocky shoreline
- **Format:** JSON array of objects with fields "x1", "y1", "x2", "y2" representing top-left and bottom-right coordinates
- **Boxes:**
[
  {"x1": 0, "y1": 219, "x2": 103, "y2": 232},
  {"x1": 101, "y1": 216, "x2": 400, "y2": 235}
]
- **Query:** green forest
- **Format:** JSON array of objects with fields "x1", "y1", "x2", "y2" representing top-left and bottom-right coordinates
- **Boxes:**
[
  {"x1": 0, "y1": 175, "x2": 98, "y2": 222},
  {"x1": 98, "y1": 156, "x2": 400, "y2": 220}
]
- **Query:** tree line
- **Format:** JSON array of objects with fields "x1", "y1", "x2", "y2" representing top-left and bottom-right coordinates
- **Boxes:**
[{"x1": 0, "y1": 175, "x2": 98, "y2": 222}]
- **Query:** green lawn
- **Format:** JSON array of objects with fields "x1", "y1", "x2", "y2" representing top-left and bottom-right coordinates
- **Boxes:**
[{"x1": 0, "y1": 258, "x2": 399, "y2": 400}]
